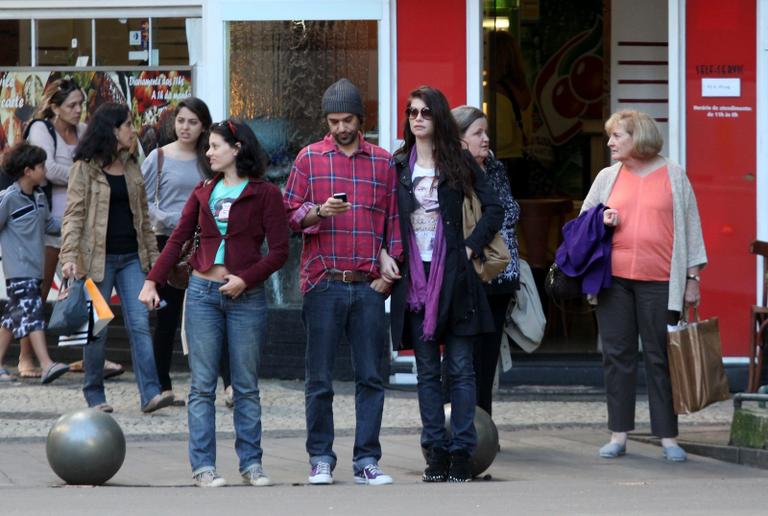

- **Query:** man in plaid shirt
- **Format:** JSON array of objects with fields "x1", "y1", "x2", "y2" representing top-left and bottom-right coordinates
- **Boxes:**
[{"x1": 284, "y1": 79, "x2": 402, "y2": 486}]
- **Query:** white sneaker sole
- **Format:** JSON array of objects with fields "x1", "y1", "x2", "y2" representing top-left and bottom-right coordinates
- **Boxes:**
[
  {"x1": 308, "y1": 474, "x2": 333, "y2": 485},
  {"x1": 354, "y1": 475, "x2": 393, "y2": 485},
  {"x1": 243, "y1": 476, "x2": 272, "y2": 486},
  {"x1": 195, "y1": 478, "x2": 227, "y2": 488}
]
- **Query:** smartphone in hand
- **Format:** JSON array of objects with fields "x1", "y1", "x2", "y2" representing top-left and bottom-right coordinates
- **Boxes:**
[{"x1": 333, "y1": 192, "x2": 348, "y2": 203}]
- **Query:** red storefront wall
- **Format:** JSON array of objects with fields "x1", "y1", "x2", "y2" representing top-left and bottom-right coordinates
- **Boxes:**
[
  {"x1": 396, "y1": 0, "x2": 467, "y2": 135},
  {"x1": 686, "y1": 0, "x2": 756, "y2": 357}
]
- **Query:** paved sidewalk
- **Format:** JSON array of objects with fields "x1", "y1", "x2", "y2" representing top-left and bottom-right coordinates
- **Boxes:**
[
  {"x1": 0, "y1": 372, "x2": 735, "y2": 440},
  {"x1": 3, "y1": 373, "x2": 768, "y2": 515}
]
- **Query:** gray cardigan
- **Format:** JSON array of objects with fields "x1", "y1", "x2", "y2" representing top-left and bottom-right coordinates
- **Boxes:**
[{"x1": 581, "y1": 158, "x2": 707, "y2": 312}]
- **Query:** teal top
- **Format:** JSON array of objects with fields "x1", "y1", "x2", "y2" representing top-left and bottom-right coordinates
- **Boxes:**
[{"x1": 208, "y1": 179, "x2": 248, "y2": 264}]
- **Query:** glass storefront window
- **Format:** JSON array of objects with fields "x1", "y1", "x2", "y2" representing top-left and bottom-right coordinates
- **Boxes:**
[
  {"x1": 151, "y1": 18, "x2": 190, "y2": 65},
  {"x1": 484, "y1": 0, "x2": 607, "y2": 353},
  {"x1": 0, "y1": 20, "x2": 32, "y2": 66},
  {"x1": 95, "y1": 18, "x2": 150, "y2": 66},
  {"x1": 36, "y1": 19, "x2": 92, "y2": 66},
  {"x1": 228, "y1": 19, "x2": 378, "y2": 306}
]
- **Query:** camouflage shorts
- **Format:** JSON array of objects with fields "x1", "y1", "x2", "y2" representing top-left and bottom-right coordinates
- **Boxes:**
[{"x1": 1, "y1": 278, "x2": 45, "y2": 339}]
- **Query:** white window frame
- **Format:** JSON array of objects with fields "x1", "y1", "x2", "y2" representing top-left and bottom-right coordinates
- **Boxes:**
[{"x1": 201, "y1": 0, "x2": 394, "y2": 151}]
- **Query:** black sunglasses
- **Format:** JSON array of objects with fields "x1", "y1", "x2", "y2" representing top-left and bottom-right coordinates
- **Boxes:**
[
  {"x1": 215, "y1": 120, "x2": 239, "y2": 139},
  {"x1": 405, "y1": 107, "x2": 433, "y2": 120}
]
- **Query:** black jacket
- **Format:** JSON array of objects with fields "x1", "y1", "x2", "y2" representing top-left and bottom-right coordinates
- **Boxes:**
[{"x1": 389, "y1": 151, "x2": 504, "y2": 349}]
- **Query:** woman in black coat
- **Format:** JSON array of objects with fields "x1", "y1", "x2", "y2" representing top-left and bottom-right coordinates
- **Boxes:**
[{"x1": 388, "y1": 86, "x2": 503, "y2": 482}]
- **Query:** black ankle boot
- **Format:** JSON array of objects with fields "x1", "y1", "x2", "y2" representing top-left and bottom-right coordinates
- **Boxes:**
[
  {"x1": 422, "y1": 447, "x2": 449, "y2": 482},
  {"x1": 448, "y1": 450, "x2": 472, "y2": 482}
]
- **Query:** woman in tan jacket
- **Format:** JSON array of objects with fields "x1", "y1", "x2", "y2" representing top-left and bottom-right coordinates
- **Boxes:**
[{"x1": 60, "y1": 102, "x2": 169, "y2": 414}]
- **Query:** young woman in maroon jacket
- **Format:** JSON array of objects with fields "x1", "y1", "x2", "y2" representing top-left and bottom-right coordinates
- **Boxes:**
[{"x1": 139, "y1": 118, "x2": 289, "y2": 488}]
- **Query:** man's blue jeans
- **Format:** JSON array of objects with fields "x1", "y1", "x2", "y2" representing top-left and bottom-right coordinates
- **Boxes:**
[
  {"x1": 302, "y1": 279, "x2": 386, "y2": 472},
  {"x1": 83, "y1": 253, "x2": 162, "y2": 409},
  {"x1": 407, "y1": 310, "x2": 477, "y2": 455},
  {"x1": 185, "y1": 275, "x2": 267, "y2": 475}
]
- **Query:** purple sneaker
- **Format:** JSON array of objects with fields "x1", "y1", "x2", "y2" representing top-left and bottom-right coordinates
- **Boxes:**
[
  {"x1": 309, "y1": 462, "x2": 333, "y2": 485},
  {"x1": 354, "y1": 463, "x2": 393, "y2": 485}
]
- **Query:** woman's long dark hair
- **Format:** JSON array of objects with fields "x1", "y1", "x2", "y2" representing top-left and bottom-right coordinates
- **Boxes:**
[
  {"x1": 174, "y1": 97, "x2": 213, "y2": 178},
  {"x1": 73, "y1": 103, "x2": 131, "y2": 166},
  {"x1": 209, "y1": 118, "x2": 267, "y2": 179},
  {"x1": 34, "y1": 78, "x2": 84, "y2": 120},
  {"x1": 395, "y1": 86, "x2": 474, "y2": 194}
]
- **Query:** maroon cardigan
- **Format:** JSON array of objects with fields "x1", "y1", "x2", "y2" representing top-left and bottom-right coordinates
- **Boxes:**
[{"x1": 147, "y1": 175, "x2": 289, "y2": 289}]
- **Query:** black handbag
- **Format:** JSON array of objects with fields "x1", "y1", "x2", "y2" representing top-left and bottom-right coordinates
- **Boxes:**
[
  {"x1": 544, "y1": 263, "x2": 582, "y2": 306},
  {"x1": 47, "y1": 279, "x2": 90, "y2": 336}
]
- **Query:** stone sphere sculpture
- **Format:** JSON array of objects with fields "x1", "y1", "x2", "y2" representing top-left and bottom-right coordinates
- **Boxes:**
[
  {"x1": 420, "y1": 404, "x2": 500, "y2": 477},
  {"x1": 46, "y1": 408, "x2": 126, "y2": 485}
]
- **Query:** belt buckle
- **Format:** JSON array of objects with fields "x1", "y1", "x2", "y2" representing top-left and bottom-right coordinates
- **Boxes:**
[{"x1": 342, "y1": 270, "x2": 353, "y2": 283}]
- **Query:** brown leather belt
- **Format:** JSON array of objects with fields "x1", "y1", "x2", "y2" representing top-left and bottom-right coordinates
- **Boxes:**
[{"x1": 325, "y1": 270, "x2": 370, "y2": 283}]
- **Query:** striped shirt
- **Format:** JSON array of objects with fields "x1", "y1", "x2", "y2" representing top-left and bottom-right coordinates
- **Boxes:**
[{"x1": 284, "y1": 133, "x2": 402, "y2": 293}]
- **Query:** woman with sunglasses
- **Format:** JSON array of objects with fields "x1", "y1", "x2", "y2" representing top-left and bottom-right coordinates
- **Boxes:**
[
  {"x1": 388, "y1": 87, "x2": 503, "y2": 483},
  {"x1": 60, "y1": 102, "x2": 168, "y2": 414},
  {"x1": 139, "y1": 119, "x2": 289, "y2": 488},
  {"x1": 141, "y1": 97, "x2": 213, "y2": 405}
]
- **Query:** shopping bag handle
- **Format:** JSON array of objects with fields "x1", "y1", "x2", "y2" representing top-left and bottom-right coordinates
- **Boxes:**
[{"x1": 680, "y1": 306, "x2": 701, "y2": 325}]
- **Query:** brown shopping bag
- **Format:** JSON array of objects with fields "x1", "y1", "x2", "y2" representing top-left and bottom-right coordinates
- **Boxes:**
[{"x1": 667, "y1": 309, "x2": 730, "y2": 414}]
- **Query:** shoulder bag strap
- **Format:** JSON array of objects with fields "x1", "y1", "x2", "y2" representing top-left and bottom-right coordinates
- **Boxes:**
[{"x1": 154, "y1": 148, "x2": 164, "y2": 207}]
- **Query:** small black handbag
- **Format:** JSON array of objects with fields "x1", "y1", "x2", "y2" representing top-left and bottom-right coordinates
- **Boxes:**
[
  {"x1": 47, "y1": 279, "x2": 90, "y2": 336},
  {"x1": 544, "y1": 263, "x2": 582, "y2": 306}
]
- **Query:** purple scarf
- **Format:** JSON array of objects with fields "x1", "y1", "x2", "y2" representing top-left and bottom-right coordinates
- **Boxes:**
[{"x1": 405, "y1": 147, "x2": 447, "y2": 341}]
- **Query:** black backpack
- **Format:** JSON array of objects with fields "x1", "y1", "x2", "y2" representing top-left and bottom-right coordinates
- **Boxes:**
[{"x1": 0, "y1": 119, "x2": 56, "y2": 207}]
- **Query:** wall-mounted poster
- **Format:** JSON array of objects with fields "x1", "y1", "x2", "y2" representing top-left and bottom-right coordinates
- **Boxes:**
[{"x1": 0, "y1": 69, "x2": 192, "y2": 156}]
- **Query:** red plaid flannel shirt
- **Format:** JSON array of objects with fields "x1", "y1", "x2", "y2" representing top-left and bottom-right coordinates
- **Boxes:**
[{"x1": 283, "y1": 134, "x2": 402, "y2": 293}]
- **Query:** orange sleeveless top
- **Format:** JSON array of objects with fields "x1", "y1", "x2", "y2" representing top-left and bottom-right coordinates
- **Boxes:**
[{"x1": 606, "y1": 165, "x2": 674, "y2": 281}]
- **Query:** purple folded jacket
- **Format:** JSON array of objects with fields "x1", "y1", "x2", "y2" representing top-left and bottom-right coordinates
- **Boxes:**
[{"x1": 554, "y1": 203, "x2": 613, "y2": 296}]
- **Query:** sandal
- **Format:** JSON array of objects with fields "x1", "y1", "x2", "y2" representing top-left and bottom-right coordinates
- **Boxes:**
[
  {"x1": 0, "y1": 368, "x2": 17, "y2": 383},
  {"x1": 68, "y1": 360, "x2": 84, "y2": 373},
  {"x1": 18, "y1": 365, "x2": 42, "y2": 378},
  {"x1": 104, "y1": 360, "x2": 125, "y2": 379},
  {"x1": 41, "y1": 362, "x2": 70, "y2": 384},
  {"x1": 18, "y1": 358, "x2": 42, "y2": 378}
]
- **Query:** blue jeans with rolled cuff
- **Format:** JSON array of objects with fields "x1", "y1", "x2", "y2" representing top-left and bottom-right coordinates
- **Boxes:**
[{"x1": 184, "y1": 275, "x2": 268, "y2": 475}]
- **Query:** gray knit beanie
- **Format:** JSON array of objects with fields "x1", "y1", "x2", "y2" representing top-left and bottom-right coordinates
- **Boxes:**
[{"x1": 321, "y1": 78, "x2": 364, "y2": 118}]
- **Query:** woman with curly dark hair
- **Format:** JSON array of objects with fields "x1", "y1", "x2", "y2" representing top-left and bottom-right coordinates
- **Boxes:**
[
  {"x1": 60, "y1": 102, "x2": 167, "y2": 414},
  {"x1": 139, "y1": 118, "x2": 289, "y2": 487},
  {"x1": 389, "y1": 87, "x2": 503, "y2": 482}
]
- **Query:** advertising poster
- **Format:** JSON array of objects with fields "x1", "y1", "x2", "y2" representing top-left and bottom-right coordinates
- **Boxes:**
[{"x1": 0, "y1": 69, "x2": 192, "y2": 155}]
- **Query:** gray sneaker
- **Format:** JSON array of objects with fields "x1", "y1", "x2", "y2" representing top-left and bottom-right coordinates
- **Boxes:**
[
  {"x1": 241, "y1": 464, "x2": 272, "y2": 486},
  {"x1": 193, "y1": 470, "x2": 227, "y2": 487}
]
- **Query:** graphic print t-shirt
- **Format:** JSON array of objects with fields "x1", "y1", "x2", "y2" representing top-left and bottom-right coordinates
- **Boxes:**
[
  {"x1": 209, "y1": 179, "x2": 248, "y2": 265},
  {"x1": 410, "y1": 164, "x2": 439, "y2": 262}
]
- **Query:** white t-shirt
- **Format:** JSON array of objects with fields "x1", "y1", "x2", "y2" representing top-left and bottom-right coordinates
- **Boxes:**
[{"x1": 410, "y1": 164, "x2": 439, "y2": 262}]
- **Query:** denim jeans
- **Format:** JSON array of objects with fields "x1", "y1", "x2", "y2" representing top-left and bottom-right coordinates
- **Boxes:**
[
  {"x1": 407, "y1": 310, "x2": 477, "y2": 455},
  {"x1": 185, "y1": 275, "x2": 267, "y2": 475},
  {"x1": 83, "y1": 253, "x2": 162, "y2": 408},
  {"x1": 302, "y1": 279, "x2": 386, "y2": 472}
]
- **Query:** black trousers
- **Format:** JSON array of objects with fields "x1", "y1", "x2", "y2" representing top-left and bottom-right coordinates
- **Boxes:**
[
  {"x1": 153, "y1": 236, "x2": 187, "y2": 392},
  {"x1": 473, "y1": 293, "x2": 514, "y2": 417},
  {"x1": 595, "y1": 277, "x2": 678, "y2": 438}
]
